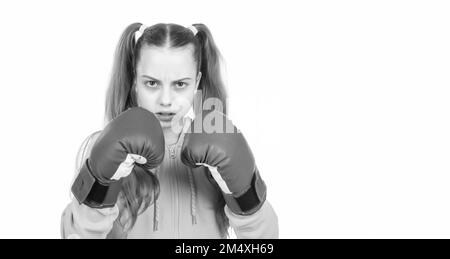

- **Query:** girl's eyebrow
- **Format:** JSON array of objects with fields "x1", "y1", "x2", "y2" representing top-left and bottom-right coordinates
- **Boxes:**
[{"x1": 142, "y1": 75, "x2": 192, "y2": 81}]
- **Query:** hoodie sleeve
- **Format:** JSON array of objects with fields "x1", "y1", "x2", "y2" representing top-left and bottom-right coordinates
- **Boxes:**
[
  {"x1": 225, "y1": 200, "x2": 279, "y2": 239},
  {"x1": 60, "y1": 131, "x2": 120, "y2": 239}
]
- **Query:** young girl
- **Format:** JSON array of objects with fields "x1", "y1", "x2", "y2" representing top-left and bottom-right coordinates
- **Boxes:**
[{"x1": 60, "y1": 22, "x2": 278, "y2": 239}]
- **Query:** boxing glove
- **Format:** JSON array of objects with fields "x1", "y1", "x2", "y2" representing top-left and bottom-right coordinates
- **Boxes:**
[
  {"x1": 72, "y1": 107, "x2": 165, "y2": 208},
  {"x1": 181, "y1": 110, "x2": 266, "y2": 215}
]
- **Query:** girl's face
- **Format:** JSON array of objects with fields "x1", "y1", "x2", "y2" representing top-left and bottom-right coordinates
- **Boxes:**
[{"x1": 135, "y1": 44, "x2": 201, "y2": 129}]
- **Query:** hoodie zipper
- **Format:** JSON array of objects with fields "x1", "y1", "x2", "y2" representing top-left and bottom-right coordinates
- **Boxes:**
[{"x1": 168, "y1": 145, "x2": 177, "y2": 159}]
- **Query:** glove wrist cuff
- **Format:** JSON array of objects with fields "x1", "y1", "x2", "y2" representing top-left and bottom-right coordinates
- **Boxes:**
[
  {"x1": 71, "y1": 160, "x2": 121, "y2": 208},
  {"x1": 223, "y1": 168, "x2": 267, "y2": 216}
]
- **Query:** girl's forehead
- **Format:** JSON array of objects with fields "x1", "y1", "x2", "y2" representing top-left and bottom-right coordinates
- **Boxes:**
[{"x1": 137, "y1": 45, "x2": 196, "y2": 76}]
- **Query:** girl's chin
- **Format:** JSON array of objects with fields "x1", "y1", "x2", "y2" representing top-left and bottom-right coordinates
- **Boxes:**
[
  {"x1": 159, "y1": 121, "x2": 172, "y2": 128},
  {"x1": 158, "y1": 118, "x2": 186, "y2": 129}
]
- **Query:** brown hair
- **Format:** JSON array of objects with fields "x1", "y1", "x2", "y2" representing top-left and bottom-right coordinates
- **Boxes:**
[{"x1": 104, "y1": 23, "x2": 229, "y2": 236}]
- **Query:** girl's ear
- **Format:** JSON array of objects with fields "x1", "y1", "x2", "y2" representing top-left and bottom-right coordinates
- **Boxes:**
[
  {"x1": 195, "y1": 72, "x2": 202, "y2": 92},
  {"x1": 132, "y1": 81, "x2": 140, "y2": 107},
  {"x1": 132, "y1": 78, "x2": 137, "y2": 91}
]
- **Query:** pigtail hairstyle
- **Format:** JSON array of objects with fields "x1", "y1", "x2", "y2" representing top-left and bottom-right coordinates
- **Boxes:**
[
  {"x1": 105, "y1": 23, "x2": 140, "y2": 121},
  {"x1": 191, "y1": 24, "x2": 230, "y2": 237},
  {"x1": 105, "y1": 23, "x2": 160, "y2": 233},
  {"x1": 192, "y1": 24, "x2": 228, "y2": 114}
]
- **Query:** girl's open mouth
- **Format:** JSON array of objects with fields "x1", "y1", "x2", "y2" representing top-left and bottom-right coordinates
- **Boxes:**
[{"x1": 156, "y1": 112, "x2": 176, "y2": 121}]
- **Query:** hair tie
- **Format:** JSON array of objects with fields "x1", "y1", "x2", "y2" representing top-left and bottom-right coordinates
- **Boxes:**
[
  {"x1": 134, "y1": 24, "x2": 148, "y2": 44},
  {"x1": 187, "y1": 25, "x2": 198, "y2": 36}
]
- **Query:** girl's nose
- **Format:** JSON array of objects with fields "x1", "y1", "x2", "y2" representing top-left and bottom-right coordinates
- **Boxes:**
[{"x1": 159, "y1": 86, "x2": 173, "y2": 107}]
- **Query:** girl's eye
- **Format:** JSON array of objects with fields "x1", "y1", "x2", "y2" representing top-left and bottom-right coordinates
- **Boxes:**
[
  {"x1": 145, "y1": 81, "x2": 158, "y2": 88},
  {"x1": 175, "y1": 82, "x2": 187, "y2": 88}
]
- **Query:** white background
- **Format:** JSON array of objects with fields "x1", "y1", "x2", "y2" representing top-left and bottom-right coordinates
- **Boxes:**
[{"x1": 0, "y1": 0, "x2": 449, "y2": 238}]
